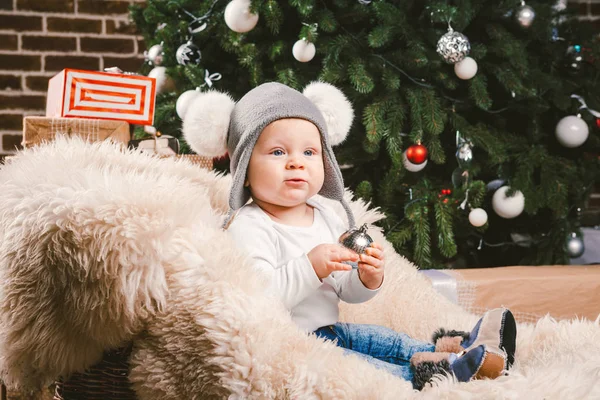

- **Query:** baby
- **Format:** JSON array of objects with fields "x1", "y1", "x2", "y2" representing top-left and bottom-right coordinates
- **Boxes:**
[{"x1": 186, "y1": 81, "x2": 516, "y2": 390}]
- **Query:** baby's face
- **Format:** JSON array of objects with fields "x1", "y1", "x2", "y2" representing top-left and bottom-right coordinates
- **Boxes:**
[{"x1": 246, "y1": 118, "x2": 325, "y2": 208}]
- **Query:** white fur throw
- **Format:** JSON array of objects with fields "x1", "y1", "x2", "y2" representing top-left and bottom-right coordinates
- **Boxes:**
[{"x1": 0, "y1": 137, "x2": 599, "y2": 398}]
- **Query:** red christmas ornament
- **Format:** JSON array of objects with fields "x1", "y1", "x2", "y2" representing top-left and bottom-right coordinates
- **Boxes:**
[{"x1": 405, "y1": 144, "x2": 428, "y2": 164}]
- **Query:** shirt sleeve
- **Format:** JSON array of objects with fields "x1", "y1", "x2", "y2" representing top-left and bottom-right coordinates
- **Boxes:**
[
  {"x1": 334, "y1": 269, "x2": 381, "y2": 304},
  {"x1": 227, "y1": 215, "x2": 322, "y2": 309}
]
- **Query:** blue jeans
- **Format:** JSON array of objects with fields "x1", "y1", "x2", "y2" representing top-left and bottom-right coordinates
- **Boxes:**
[{"x1": 314, "y1": 323, "x2": 435, "y2": 386}]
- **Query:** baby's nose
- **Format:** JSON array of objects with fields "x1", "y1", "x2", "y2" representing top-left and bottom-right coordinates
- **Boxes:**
[{"x1": 286, "y1": 156, "x2": 305, "y2": 169}]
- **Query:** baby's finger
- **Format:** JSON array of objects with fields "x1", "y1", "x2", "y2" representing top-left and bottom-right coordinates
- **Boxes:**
[
  {"x1": 365, "y1": 246, "x2": 384, "y2": 260},
  {"x1": 357, "y1": 262, "x2": 375, "y2": 274},
  {"x1": 333, "y1": 247, "x2": 359, "y2": 262},
  {"x1": 360, "y1": 254, "x2": 384, "y2": 268},
  {"x1": 327, "y1": 261, "x2": 353, "y2": 271},
  {"x1": 370, "y1": 242, "x2": 383, "y2": 250}
]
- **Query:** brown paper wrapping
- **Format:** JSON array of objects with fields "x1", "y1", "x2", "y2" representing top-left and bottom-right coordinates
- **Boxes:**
[
  {"x1": 447, "y1": 265, "x2": 600, "y2": 322},
  {"x1": 22, "y1": 116, "x2": 130, "y2": 148}
]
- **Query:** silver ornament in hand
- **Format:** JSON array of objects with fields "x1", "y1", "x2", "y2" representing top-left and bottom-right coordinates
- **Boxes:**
[{"x1": 339, "y1": 224, "x2": 373, "y2": 255}]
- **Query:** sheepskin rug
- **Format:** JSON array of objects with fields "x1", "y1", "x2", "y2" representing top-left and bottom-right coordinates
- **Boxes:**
[{"x1": 0, "y1": 137, "x2": 599, "y2": 399}]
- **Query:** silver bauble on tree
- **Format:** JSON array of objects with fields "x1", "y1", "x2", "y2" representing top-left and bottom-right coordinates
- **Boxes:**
[
  {"x1": 566, "y1": 232, "x2": 584, "y2": 258},
  {"x1": 456, "y1": 135, "x2": 473, "y2": 168},
  {"x1": 145, "y1": 43, "x2": 164, "y2": 66},
  {"x1": 516, "y1": 3, "x2": 535, "y2": 28},
  {"x1": 436, "y1": 27, "x2": 470, "y2": 64},
  {"x1": 339, "y1": 224, "x2": 373, "y2": 255},
  {"x1": 176, "y1": 40, "x2": 202, "y2": 65}
]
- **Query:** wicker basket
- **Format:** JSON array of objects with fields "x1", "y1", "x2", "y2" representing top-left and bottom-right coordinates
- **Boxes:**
[{"x1": 53, "y1": 345, "x2": 137, "y2": 400}]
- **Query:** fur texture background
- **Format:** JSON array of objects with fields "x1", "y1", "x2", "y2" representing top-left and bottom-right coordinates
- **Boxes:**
[{"x1": 0, "y1": 137, "x2": 598, "y2": 399}]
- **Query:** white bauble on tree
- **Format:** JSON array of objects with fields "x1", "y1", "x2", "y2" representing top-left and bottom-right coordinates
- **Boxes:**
[
  {"x1": 402, "y1": 151, "x2": 427, "y2": 172},
  {"x1": 454, "y1": 57, "x2": 478, "y2": 80},
  {"x1": 555, "y1": 115, "x2": 589, "y2": 148},
  {"x1": 148, "y1": 66, "x2": 175, "y2": 94},
  {"x1": 176, "y1": 89, "x2": 201, "y2": 119},
  {"x1": 224, "y1": 0, "x2": 259, "y2": 33},
  {"x1": 492, "y1": 186, "x2": 525, "y2": 219},
  {"x1": 469, "y1": 208, "x2": 488, "y2": 227},
  {"x1": 292, "y1": 39, "x2": 316, "y2": 62}
]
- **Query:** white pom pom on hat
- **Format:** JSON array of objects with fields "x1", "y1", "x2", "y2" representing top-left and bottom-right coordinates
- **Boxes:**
[
  {"x1": 182, "y1": 90, "x2": 235, "y2": 157},
  {"x1": 303, "y1": 81, "x2": 354, "y2": 146},
  {"x1": 182, "y1": 81, "x2": 355, "y2": 156}
]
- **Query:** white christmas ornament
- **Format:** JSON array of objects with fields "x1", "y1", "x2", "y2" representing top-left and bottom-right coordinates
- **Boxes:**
[
  {"x1": 402, "y1": 151, "x2": 427, "y2": 172},
  {"x1": 469, "y1": 208, "x2": 488, "y2": 227},
  {"x1": 148, "y1": 66, "x2": 175, "y2": 94},
  {"x1": 292, "y1": 39, "x2": 316, "y2": 62},
  {"x1": 454, "y1": 57, "x2": 478, "y2": 80},
  {"x1": 555, "y1": 115, "x2": 589, "y2": 148},
  {"x1": 145, "y1": 43, "x2": 164, "y2": 65},
  {"x1": 492, "y1": 186, "x2": 525, "y2": 219},
  {"x1": 176, "y1": 89, "x2": 201, "y2": 119},
  {"x1": 224, "y1": 0, "x2": 259, "y2": 33}
]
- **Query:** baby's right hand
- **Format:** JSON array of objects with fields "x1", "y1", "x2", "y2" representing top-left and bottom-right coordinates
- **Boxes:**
[{"x1": 307, "y1": 244, "x2": 359, "y2": 280}]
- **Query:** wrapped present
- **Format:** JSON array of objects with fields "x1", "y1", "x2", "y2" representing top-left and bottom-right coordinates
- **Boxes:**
[
  {"x1": 128, "y1": 135, "x2": 180, "y2": 156},
  {"x1": 22, "y1": 116, "x2": 130, "y2": 148},
  {"x1": 46, "y1": 68, "x2": 156, "y2": 125}
]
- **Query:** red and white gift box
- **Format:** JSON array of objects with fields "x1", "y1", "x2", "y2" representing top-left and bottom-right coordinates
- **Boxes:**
[{"x1": 46, "y1": 68, "x2": 157, "y2": 126}]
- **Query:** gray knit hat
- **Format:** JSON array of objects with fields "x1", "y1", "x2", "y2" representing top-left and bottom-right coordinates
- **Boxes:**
[{"x1": 182, "y1": 81, "x2": 355, "y2": 229}]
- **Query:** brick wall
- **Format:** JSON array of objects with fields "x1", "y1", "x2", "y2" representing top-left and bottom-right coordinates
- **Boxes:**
[
  {"x1": 570, "y1": 0, "x2": 600, "y2": 26},
  {"x1": 0, "y1": 0, "x2": 146, "y2": 155}
]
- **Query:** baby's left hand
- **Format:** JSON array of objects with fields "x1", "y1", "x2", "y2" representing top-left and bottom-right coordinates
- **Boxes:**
[{"x1": 357, "y1": 242, "x2": 384, "y2": 290}]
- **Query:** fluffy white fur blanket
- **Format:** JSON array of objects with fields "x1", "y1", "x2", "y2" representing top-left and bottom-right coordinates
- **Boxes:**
[{"x1": 0, "y1": 137, "x2": 599, "y2": 399}]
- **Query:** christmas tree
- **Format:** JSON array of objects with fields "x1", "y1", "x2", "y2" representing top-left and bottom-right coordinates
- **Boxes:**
[{"x1": 130, "y1": 0, "x2": 600, "y2": 269}]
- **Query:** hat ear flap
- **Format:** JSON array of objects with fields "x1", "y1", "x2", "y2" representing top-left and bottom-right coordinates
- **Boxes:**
[
  {"x1": 182, "y1": 90, "x2": 236, "y2": 157},
  {"x1": 303, "y1": 82, "x2": 354, "y2": 146}
]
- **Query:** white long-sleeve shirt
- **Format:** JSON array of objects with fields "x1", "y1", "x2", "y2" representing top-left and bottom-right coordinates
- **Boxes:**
[{"x1": 227, "y1": 197, "x2": 380, "y2": 332}]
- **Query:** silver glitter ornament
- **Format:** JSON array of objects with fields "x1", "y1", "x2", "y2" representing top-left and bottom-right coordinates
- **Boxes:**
[
  {"x1": 145, "y1": 43, "x2": 164, "y2": 66},
  {"x1": 436, "y1": 28, "x2": 470, "y2": 64},
  {"x1": 339, "y1": 224, "x2": 373, "y2": 255},
  {"x1": 566, "y1": 233, "x2": 584, "y2": 258},
  {"x1": 176, "y1": 40, "x2": 202, "y2": 65},
  {"x1": 516, "y1": 4, "x2": 535, "y2": 28},
  {"x1": 456, "y1": 134, "x2": 473, "y2": 168}
]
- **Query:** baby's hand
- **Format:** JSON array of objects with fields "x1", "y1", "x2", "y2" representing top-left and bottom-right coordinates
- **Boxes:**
[
  {"x1": 307, "y1": 244, "x2": 359, "y2": 280},
  {"x1": 357, "y1": 242, "x2": 384, "y2": 290}
]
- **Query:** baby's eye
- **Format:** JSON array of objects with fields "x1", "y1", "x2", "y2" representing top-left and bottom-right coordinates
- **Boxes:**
[
  {"x1": 304, "y1": 149, "x2": 314, "y2": 156},
  {"x1": 272, "y1": 149, "x2": 284, "y2": 156}
]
